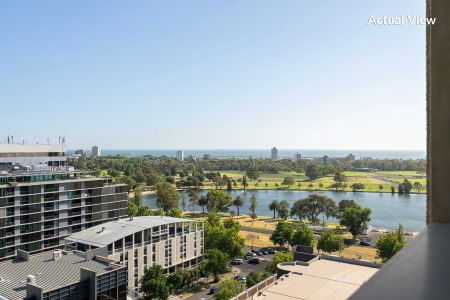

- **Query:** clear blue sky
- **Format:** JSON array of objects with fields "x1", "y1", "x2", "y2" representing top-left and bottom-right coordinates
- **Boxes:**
[{"x1": 0, "y1": 0, "x2": 425, "y2": 150}]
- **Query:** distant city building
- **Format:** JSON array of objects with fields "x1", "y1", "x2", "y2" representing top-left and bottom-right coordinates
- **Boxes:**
[
  {"x1": 346, "y1": 153, "x2": 356, "y2": 161},
  {"x1": 295, "y1": 153, "x2": 302, "y2": 161},
  {"x1": 91, "y1": 145, "x2": 101, "y2": 157},
  {"x1": 74, "y1": 149, "x2": 84, "y2": 156},
  {"x1": 176, "y1": 150, "x2": 184, "y2": 161},
  {"x1": 0, "y1": 249, "x2": 126, "y2": 300},
  {"x1": 66, "y1": 216, "x2": 204, "y2": 291},
  {"x1": 271, "y1": 147, "x2": 278, "y2": 161},
  {"x1": 323, "y1": 155, "x2": 330, "y2": 164},
  {"x1": 0, "y1": 144, "x2": 66, "y2": 167}
]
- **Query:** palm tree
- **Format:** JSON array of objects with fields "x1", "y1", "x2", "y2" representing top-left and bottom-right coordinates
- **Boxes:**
[
  {"x1": 269, "y1": 200, "x2": 279, "y2": 219},
  {"x1": 188, "y1": 190, "x2": 199, "y2": 213},
  {"x1": 413, "y1": 182, "x2": 423, "y2": 194},
  {"x1": 198, "y1": 196, "x2": 208, "y2": 214},
  {"x1": 232, "y1": 196, "x2": 244, "y2": 216}
]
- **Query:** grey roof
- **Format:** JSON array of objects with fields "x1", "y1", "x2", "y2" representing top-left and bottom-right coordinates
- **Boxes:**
[
  {"x1": 65, "y1": 216, "x2": 195, "y2": 248},
  {"x1": 0, "y1": 251, "x2": 113, "y2": 300}
]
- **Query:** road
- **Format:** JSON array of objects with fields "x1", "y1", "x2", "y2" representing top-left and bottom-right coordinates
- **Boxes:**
[{"x1": 186, "y1": 248, "x2": 274, "y2": 300}]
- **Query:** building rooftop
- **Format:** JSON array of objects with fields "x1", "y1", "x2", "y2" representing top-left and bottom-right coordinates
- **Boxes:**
[
  {"x1": 0, "y1": 143, "x2": 66, "y2": 153},
  {"x1": 0, "y1": 251, "x2": 113, "y2": 300},
  {"x1": 66, "y1": 216, "x2": 196, "y2": 248},
  {"x1": 255, "y1": 259, "x2": 379, "y2": 300}
]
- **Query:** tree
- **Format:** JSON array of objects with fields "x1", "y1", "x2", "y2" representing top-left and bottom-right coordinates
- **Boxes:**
[
  {"x1": 339, "y1": 205, "x2": 372, "y2": 239},
  {"x1": 290, "y1": 225, "x2": 316, "y2": 247},
  {"x1": 333, "y1": 172, "x2": 347, "y2": 183},
  {"x1": 378, "y1": 184, "x2": 384, "y2": 192},
  {"x1": 188, "y1": 190, "x2": 199, "y2": 212},
  {"x1": 305, "y1": 164, "x2": 322, "y2": 180},
  {"x1": 265, "y1": 251, "x2": 293, "y2": 273},
  {"x1": 269, "y1": 200, "x2": 279, "y2": 218},
  {"x1": 398, "y1": 183, "x2": 405, "y2": 194},
  {"x1": 338, "y1": 199, "x2": 358, "y2": 214},
  {"x1": 249, "y1": 194, "x2": 257, "y2": 220},
  {"x1": 376, "y1": 224, "x2": 405, "y2": 262},
  {"x1": 391, "y1": 186, "x2": 395, "y2": 194},
  {"x1": 198, "y1": 196, "x2": 208, "y2": 214},
  {"x1": 290, "y1": 199, "x2": 305, "y2": 221},
  {"x1": 168, "y1": 207, "x2": 183, "y2": 218},
  {"x1": 128, "y1": 200, "x2": 139, "y2": 217},
  {"x1": 167, "y1": 269, "x2": 194, "y2": 293},
  {"x1": 282, "y1": 177, "x2": 295, "y2": 187},
  {"x1": 206, "y1": 190, "x2": 232, "y2": 213},
  {"x1": 242, "y1": 176, "x2": 248, "y2": 190},
  {"x1": 133, "y1": 187, "x2": 143, "y2": 207},
  {"x1": 155, "y1": 182, "x2": 179, "y2": 213},
  {"x1": 331, "y1": 182, "x2": 343, "y2": 191},
  {"x1": 413, "y1": 181, "x2": 423, "y2": 194},
  {"x1": 246, "y1": 169, "x2": 260, "y2": 182},
  {"x1": 180, "y1": 194, "x2": 187, "y2": 212},
  {"x1": 317, "y1": 230, "x2": 344, "y2": 254},
  {"x1": 350, "y1": 183, "x2": 365, "y2": 192},
  {"x1": 245, "y1": 272, "x2": 270, "y2": 288},
  {"x1": 214, "y1": 279, "x2": 245, "y2": 300},
  {"x1": 270, "y1": 221, "x2": 293, "y2": 248},
  {"x1": 202, "y1": 249, "x2": 229, "y2": 282},
  {"x1": 233, "y1": 196, "x2": 244, "y2": 216},
  {"x1": 277, "y1": 200, "x2": 290, "y2": 220},
  {"x1": 205, "y1": 215, "x2": 245, "y2": 258},
  {"x1": 292, "y1": 194, "x2": 331, "y2": 223},
  {"x1": 140, "y1": 265, "x2": 171, "y2": 300}
]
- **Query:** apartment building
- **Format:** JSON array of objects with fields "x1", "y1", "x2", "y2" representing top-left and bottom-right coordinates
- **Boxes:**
[
  {"x1": 65, "y1": 216, "x2": 204, "y2": 290},
  {"x1": 91, "y1": 146, "x2": 101, "y2": 157},
  {"x1": 0, "y1": 144, "x2": 128, "y2": 261},
  {"x1": 271, "y1": 147, "x2": 278, "y2": 161},
  {"x1": 0, "y1": 249, "x2": 127, "y2": 300},
  {"x1": 0, "y1": 144, "x2": 66, "y2": 167}
]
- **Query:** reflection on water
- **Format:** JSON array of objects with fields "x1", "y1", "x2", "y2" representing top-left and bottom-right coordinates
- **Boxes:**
[{"x1": 143, "y1": 190, "x2": 426, "y2": 232}]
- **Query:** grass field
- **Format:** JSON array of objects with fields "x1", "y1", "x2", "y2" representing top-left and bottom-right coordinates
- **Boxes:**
[{"x1": 200, "y1": 170, "x2": 427, "y2": 193}]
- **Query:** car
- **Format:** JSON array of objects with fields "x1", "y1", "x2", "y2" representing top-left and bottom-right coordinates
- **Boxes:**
[
  {"x1": 209, "y1": 287, "x2": 219, "y2": 294},
  {"x1": 261, "y1": 250, "x2": 269, "y2": 255},
  {"x1": 254, "y1": 250, "x2": 263, "y2": 256},
  {"x1": 231, "y1": 258, "x2": 243, "y2": 265},
  {"x1": 248, "y1": 258, "x2": 260, "y2": 264},
  {"x1": 245, "y1": 251, "x2": 256, "y2": 258},
  {"x1": 344, "y1": 239, "x2": 359, "y2": 246},
  {"x1": 234, "y1": 275, "x2": 246, "y2": 283},
  {"x1": 360, "y1": 241, "x2": 371, "y2": 247},
  {"x1": 266, "y1": 248, "x2": 276, "y2": 254}
]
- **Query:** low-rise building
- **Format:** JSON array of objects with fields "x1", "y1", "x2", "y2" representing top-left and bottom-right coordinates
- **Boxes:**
[
  {"x1": 234, "y1": 254, "x2": 380, "y2": 300},
  {"x1": 65, "y1": 216, "x2": 204, "y2": 290},
  {"x1": 0, "y1": 249, "x2": 126, "y2": 300}
]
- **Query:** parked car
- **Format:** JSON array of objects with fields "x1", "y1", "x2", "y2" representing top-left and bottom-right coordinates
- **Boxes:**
[
  {"x1": 235, "y1": 275, "x2": 246, "y2": 283},
  {"x1": 231, "y1": 258, "x2": 243, "y2": 265},
  {"x1": 209, "y1": 287, "x2": 219, "y2": 294},
  {"x1": 248, "y1": 258, "x2": 260, "y2": 264},
  {"x1": 254, "y1": 250, "x2": 263, "y2": 256},
  {"x1": 344, "y1": 239, "x2": 359, "y2": 246},
  {"x1": 266, "y1": 248, "x2": 276, "y2": 254},
  {"x1": 245, "y1": 251, "x2": 256, "y2": 259},
  {"x1": 359, "y1": 241, "x2": 371, "y2": 247}
]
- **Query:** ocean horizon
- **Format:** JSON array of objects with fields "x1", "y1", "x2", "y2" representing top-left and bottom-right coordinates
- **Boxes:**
[{"x1": 68, "y1": 149, "x2": 426, "y2": 160}]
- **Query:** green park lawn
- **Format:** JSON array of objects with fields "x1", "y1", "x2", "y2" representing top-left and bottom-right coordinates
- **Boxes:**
[{"x1": 199, "y1": 170, "x2": 427, "y2": 193}]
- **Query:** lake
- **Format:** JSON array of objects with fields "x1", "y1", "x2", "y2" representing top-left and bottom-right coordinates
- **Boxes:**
[{"x1": 143, "y1": 190, "x2": 426, "y2": 232}]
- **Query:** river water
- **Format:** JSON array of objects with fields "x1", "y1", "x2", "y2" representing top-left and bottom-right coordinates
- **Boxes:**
[{"x1": 143, "y1": 190, "x2": 426, "y2": 232}]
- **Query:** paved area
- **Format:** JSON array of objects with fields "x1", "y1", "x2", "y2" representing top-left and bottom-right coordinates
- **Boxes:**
[{"x1": 186, "y1": 247, "x2": 274, "y2": 300}]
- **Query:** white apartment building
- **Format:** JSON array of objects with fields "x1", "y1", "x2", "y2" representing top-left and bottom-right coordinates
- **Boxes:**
[
  {"x1": 176, "y1": 150, "x2": 184, "y2": 161},
  {"x1": 271, "y1": 147, "x2": 278, "y2": 161},
  {"x1": 0, "y1": 144, "x2": 66, "y2": 167},
  {"x1": 65, "y1": 216, "x2": 204, "y2": 290},
  {"x1": 91, "y1": 146, "x2": 101, "y2": 157}
]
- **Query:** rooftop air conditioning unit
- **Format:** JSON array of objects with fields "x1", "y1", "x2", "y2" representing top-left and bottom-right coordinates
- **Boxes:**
[
  {"x1": 27, "y1": 275, "x2": 36, "y2": 285},
  {"x1": 53, "y1": 250, "x2": 62, "y2": 260}
]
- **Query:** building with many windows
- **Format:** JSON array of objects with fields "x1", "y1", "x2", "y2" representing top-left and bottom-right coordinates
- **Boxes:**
[
  {"x1": 0, "y1": 144, "x2": 66, "y2": 168},
  {"x1": 0, "y1": 249, "x2": 126, "y2": 300},
  {"x1": 65, "y1": 216, "x2": 204, "y2": 290},
  {"x1": 271, "y1": 147, "x2": 278, "y2": 161},
  {"x1": 176, "y1": 150, "x2": 184, "y2": 161},
  {"x1": 0, "y1": 168, "x2": 128, "y2": 261},
  {"x1": 91, "y1": 146, "x2": 101, "y2": 157}
]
